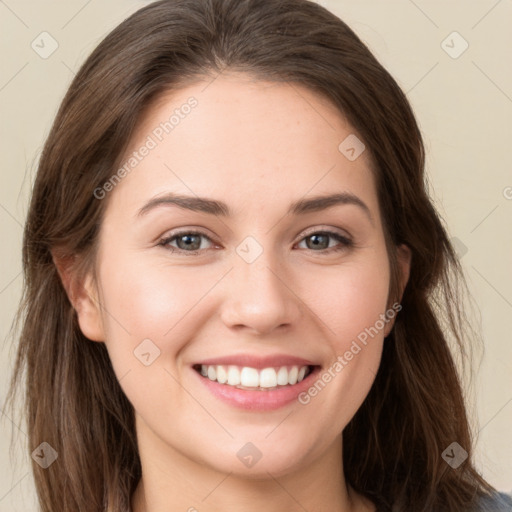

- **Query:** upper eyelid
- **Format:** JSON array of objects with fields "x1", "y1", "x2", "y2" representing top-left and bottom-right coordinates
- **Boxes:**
[{"x1": 299, "y1": 226, "x2": 351, "y2": 239}]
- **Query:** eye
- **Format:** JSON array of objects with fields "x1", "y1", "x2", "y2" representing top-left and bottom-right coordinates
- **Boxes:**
[
  {"x1": 158, "y1": 229, "x2": 353, "y2": 255},
  {"x1": 158, "y1": 231, "x2": 215, "y2": 253},
  {"x1": 296, "y1": 231, "x2": 353, "y2": 253}
]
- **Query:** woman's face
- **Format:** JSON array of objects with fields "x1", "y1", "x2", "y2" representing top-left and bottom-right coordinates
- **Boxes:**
[{"x1": 77, "y1": 73, "x2": 409, "y2": 478}]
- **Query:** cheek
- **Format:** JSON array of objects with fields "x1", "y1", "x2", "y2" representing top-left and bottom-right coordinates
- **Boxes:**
[
  {"x1": 93, "y1": 257, "x2": 199, "y2": 385},
  {"x1": 297, "y1": 254, "x2": 390, "y2": 427},
  {"x1": 94, "y1": 255, "x2": 213, "y2": 417},
  {"x1": 95, "y1": 252, "x2": 227, "y2": 377},
  {"x1": 305, "y1": 255, "x2": 390, "y2": 348},
  {"x1": 98, "y1": 254, "x2": 215, "y2": 339}
]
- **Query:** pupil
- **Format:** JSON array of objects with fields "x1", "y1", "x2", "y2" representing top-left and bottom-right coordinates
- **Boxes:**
[
  {"x1": 178, "y1": 234, "x2": 200, "y2": 250},
  {"x1": 308, "y1": 234, "x2": 328, "y2": 250}
]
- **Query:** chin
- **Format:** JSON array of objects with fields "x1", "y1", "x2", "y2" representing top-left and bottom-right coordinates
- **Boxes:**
[{"x1": 194, "y1": 434, "x2": 316, "y2": 479}]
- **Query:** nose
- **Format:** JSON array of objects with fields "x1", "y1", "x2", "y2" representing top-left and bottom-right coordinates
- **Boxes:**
[{"x1": 219, "y1": 250, "x2": 302, "y2": 336}]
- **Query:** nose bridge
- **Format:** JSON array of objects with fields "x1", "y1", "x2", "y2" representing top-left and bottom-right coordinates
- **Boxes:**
[
  {"x1": 237, "y1": 250, "x2": 283, "y2": 299},
  {"x1": 219, "y1": 236, "x2": 300, "y2": 334}
]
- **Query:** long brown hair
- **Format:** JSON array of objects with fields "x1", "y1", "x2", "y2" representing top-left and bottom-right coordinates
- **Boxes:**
[{"x1": 7, "y1": 0, "x2": 495, "y2": 510}]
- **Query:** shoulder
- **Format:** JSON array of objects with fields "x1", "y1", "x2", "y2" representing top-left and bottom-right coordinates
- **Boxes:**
[
  {"x1": 471, "y1": 492, "x2": 512, "y2": 511},
  {"x1": 388, "y1": 492, "x2": 512, "y2": 511}
]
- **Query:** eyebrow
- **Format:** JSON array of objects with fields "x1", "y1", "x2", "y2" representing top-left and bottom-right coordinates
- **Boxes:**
[{"x1": 137, "y1": 192, "x2": 374, "y2": 224}]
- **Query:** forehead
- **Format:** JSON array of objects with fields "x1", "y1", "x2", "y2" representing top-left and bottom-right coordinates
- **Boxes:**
[{"x1": 106, "y1": 73, "x2": 379, "y2": 220}]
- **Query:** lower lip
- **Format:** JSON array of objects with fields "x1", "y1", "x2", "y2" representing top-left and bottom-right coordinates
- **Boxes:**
[{"x1": 193, "y1": 366, "x2": 320, "y2": 411}]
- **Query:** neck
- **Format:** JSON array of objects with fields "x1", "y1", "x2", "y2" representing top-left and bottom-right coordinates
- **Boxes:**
[{"x1": 130, "y1": 415, "x2": 375, "y2": 512}]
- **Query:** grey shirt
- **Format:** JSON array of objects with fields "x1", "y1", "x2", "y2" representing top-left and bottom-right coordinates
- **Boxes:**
[
  {"x1": 387, "y1": 492, "x2": 512, "y2": 511},
  {"x1": 471, "y1": 492, "x2": 512, "y2": 511}
]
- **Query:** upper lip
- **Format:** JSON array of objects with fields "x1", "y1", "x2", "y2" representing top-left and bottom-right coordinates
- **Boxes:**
[{"x1": 194, "y1": 354, "x2": 319, "y2": 369}]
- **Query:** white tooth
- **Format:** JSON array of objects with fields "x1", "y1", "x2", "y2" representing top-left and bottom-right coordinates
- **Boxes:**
[
  {"x1": 288, "y1": 366, "x2": 299, "y2": 385},
  {"x1": 207, "y1": 365, "x2": 217, "y2": 381},
  {"x1": 259, "y1": 368, "x2": 277, "y2": 388},
  {"x1": 200, "y1": 365, "x2": 208, "y2": 377},
  {"x1": 240, "y1": 367, "x2": 259, "y2": 387},
  {"x1": 297, "y1": 366, "x2": 307, "y2": 382},
  {"x1": 227, "y1": 365, "x2": 241, "y2": 386},
  {"x1": 276, "y1": 366, "x2": 289, "y2": 385},
  {"x1": 216, "y1": 365, "x2": 227, "y2": 384}
]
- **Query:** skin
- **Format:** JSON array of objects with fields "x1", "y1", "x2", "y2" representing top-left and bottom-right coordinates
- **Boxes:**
[{"x1": 62, "y1": 73, "x2": 411, "y2": 512}]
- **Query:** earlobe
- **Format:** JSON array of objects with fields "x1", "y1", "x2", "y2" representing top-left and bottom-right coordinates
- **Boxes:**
[
  {"x1": 52, "y1": 252, "x2": 105, "y2": 342},
  {"x1": 74, "y1": 273, "x2": 105, "y2": 342},
  {"x1": 384, "y1": 243, "x2": 412, "y2": 338},
  {"x1": 396, "y1": 243, "x2": 412, "y2": 302}
]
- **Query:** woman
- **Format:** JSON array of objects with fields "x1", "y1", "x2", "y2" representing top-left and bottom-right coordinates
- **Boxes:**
[{"x1": 7, "y1": 0, "x2": 511, "y2": 510}]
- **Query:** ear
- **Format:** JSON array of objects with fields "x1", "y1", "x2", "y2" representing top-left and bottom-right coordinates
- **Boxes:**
[
  {"x1": 384, "y1": 243, "x2": 411, "y2": 337},
  {"x1": 52, "y1": 252, "x2": 105, "y2": 342}
]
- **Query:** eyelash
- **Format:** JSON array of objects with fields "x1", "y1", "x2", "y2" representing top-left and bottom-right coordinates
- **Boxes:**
[{"x1": 157, "y1": 229, "x2": 353, "y2": 255}]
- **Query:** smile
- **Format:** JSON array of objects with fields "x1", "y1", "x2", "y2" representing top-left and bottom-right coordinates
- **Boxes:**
[{"x1": 193, "y1": 364, "x2": 313, "y2": 390}]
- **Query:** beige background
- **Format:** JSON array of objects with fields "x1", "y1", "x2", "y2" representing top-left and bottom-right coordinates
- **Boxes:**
[{"x1": 1, "y1": 0, "x2": 511, "y2": 509}]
